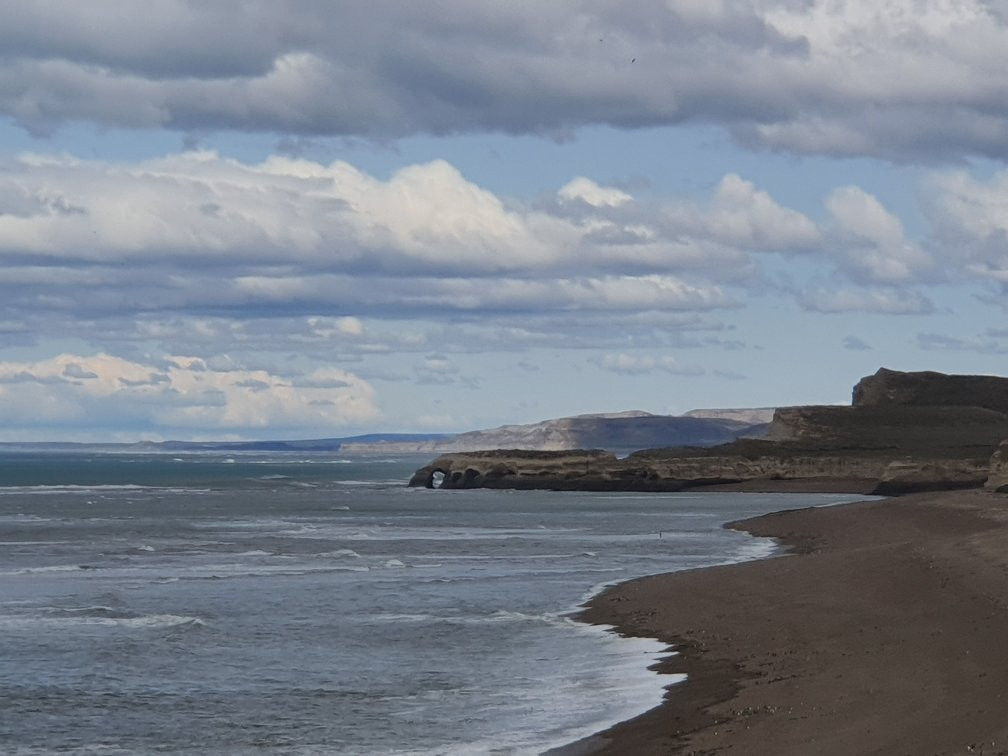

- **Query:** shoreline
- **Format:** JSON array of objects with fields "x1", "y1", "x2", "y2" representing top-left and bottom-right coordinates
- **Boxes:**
[{"x1": 562, "y1": 486, "x2": 1008, "y2": 755}]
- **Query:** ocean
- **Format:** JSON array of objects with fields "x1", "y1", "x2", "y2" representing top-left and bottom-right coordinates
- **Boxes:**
[{"x1": 0, "y1": 450, "x2": 863, "y2": 754}]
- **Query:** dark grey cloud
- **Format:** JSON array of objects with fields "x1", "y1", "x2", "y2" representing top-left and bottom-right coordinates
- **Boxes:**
[{"x1": 3, "y1": 1, "x2": 1008, "y2": 159}]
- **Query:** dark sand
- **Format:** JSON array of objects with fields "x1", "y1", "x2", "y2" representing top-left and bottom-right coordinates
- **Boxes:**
[{"x1": 572, "y1": 488, "x2": 1008, "y2": 755}]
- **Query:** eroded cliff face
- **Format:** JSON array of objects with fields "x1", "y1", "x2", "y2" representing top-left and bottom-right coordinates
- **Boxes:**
[
  {"x1": 407, "y1": 450, "x2": 626, "y2": 490},
  {"x1": 409, "y1": 445, "x2": 990, "y2": 495},
  {"x1": 410, "y1": 369, "x2": 1008, "y2": 495},
  {"x1": 986, "y1": 441, "x2": 1008, "y2": 493},
  {"x1": 852, "y1": 368, "x2": 1008, "y2": 415},
  {"x1": 767, "y1": 404, "x2": 1008, "y2": 452}
]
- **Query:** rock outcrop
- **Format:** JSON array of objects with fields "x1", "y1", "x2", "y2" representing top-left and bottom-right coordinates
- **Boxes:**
[
  {"x1": 408, "y1": 449, "x2": 672, "y2": 491},
  {"x1": 986, "y1": 441, "x2": 1008, "y2": 493},
  {"x1": 853, "y1": 367, "x2": 1008, "y2": 415},
  {"x1": 410, "y1": 368, "x2": 1008, "y2": 495}
]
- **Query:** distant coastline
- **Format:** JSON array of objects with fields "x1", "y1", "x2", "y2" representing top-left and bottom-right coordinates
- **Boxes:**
[
  {"x1": 409, "y1": 368, "x2": 1008, "y2": 496},
  {"x1": 0, "y1": 434, "x2": 451, "y2": 454}
]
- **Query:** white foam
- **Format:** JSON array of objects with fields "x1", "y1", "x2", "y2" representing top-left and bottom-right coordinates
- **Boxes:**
[
  {"x1": 0, "y1": 612, "x2": 204, "y2": 630},
  {"x1": 164, "y1": 562, "x2": 371, "y2": 580},
  {"x1": 392, "y1": 625, "x2": 681, "y2": 756},
  {"x1": 0, "y1": 484, "x2": 148, "y2": 494},
  {"x1": 366, "y1": 613, "x2": 435, "y2": 623},
  {"x1": 0, "y1": 564, "x2": 86, "y2": 576},
  {"x1": 0, "y1": 540, "x2": 68, "y2": 545},
  {"x1": 316, "y1": 549, "x2": 361, "y2": 559},
  {"x1": 722, "y1": 536, "x2": 779, "y2": 564}
]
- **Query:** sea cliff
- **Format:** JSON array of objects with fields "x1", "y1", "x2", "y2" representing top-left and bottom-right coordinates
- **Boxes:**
[{"x1": 409, "y1": 368, "x2": 1008, "y2": 495}]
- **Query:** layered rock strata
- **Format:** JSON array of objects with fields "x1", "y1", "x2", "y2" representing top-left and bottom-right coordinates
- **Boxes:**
[
  {"x1": 986, "y1": 441, "x2": 1008, "y2": 493},
  {"x1": 410, "y1": 368, "x2": 1008, "y2": 495}
]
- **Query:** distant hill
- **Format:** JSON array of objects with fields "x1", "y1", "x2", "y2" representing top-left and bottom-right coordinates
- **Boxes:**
[
  {"x1": 340, "y1": 411, "x2": 770, "y2": 455},
  {"x1": 683, "y1": 407, "x2": 777, "y2": 425},
  {"x1": 0, "y1": 410, "x2": 775, "y2": 456},
  {"x1": 409, "y1": 368, "x2": 1008, "y2": 495},
  {"x1": 0, "y1": 433, "x2": 452, "y2": 454}
]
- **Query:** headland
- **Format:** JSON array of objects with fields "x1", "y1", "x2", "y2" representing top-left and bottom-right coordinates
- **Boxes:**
[{"x1": 409, "y1": 368, "x2": 1008, "y2": 496}]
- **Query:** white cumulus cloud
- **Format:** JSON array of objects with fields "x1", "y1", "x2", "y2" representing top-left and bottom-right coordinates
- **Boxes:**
[{"x1": 0, "y1": 353, "x2": 378, "y2": 438}]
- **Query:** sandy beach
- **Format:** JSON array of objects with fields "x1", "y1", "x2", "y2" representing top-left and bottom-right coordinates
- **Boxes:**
[{"x1": 572, "y1": 488, "x2": 1008, "y2": 755}]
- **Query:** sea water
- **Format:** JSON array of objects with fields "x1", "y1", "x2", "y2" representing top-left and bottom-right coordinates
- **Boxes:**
[{"x1": 0, "y1": 450, "x2": 863, "y2": 754}]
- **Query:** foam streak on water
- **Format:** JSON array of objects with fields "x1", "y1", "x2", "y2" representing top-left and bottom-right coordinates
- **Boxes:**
[{"x1": 0, "y1": 450, "x2": 867, "y2": 754}]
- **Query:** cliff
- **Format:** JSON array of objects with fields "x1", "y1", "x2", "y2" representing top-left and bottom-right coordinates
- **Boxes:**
[
  {"x1": 852, "y1": 367, "x2": 1008, "y2": 415},
  {"x1": 410, "y1": 368, "x2": 1008, "y2": 495},
  {"x1": 986, "y1": 441, "x2": 1008, "y2": 493}
]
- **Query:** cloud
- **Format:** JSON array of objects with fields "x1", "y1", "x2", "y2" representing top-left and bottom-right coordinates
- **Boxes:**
[
  {"x1": 1, "y1": 147, "x2": 994, "y2": 407},
  {"x1": 412, "y1": 354, "x2": 479, "y2": 387},
  {"x1": 0, "y1": 353, "x2": 378, "y2": 437},
  {"x1": 925, "y1": 168, "x2": 1008, "y2": 285},
  {"x1": 917, "y1": 332, "x2": 1008, "y2": 354},
  {"x1": 2, "y1": 2, "x2": 1008, "y2": 159},
  {"x1": 0, "y1": 151, "x2": 813, "y2": 340},
  {"x1": 595, "y1": 353, "x2": 705, "y2": 376},
  {"x1": 0, "y1": 152, "x2": 764, "y2": 280},
  {"x1": 665, "y1": 174, "x2": 822, "y2": 253},
  {"x1": 62, "y1": 362, "x2": 98, "y2": 380},
  {"x1": 825, "y1": 186, "x2": 934, "y2": 284},
  {"x1": 558, "y1": 177, "x2": 632, "y2": 208},
  {"x1": 800, "y1": 287, "x2": 935, "y2": 315},
  {"x1": 842, "y1": 335, "x2": 872, "y2": 351},
  {"x1": 14, "y1": 152, "x2": 960, "y2": 337}
]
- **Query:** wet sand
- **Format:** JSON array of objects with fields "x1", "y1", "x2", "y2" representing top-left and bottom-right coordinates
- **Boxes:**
[{"x1": 572, "y1": 488, "x2": 1008, "y2": 755}]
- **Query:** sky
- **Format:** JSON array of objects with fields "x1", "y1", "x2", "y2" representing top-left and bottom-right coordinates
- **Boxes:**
[{"x1": 2, "y1": 1, "x2": 1008, "y2": 441}]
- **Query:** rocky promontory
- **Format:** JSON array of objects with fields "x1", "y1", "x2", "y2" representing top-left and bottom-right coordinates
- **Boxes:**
[{"x1": 409, "y1": 368, "x2": 1008, "y2": 495}]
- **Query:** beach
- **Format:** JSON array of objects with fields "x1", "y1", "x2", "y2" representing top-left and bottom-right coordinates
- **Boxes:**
[{"x1": 575, "y1": 488, "x2": 1008, "y2": 755}]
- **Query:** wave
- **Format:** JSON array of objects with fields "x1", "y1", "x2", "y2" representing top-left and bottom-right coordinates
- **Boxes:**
[
  {"x1": 0, "y1": 484, "x2": 212, "y2": 496},
  {"x1": 365, "y1": 613, "x2": 436, "y2": 624},
  {"x1": 316, "y1": 549, "x2": 361, "y2": 559},
  {"x1": 0, "y1": 514, "x2": 54, "y2": 523},
  {"x1": 0, "y1": 564, "x2": 88, "y2": 576},
  {"x1": 0, "y1": 484, "x2": 149, "y2": 495},
  {"x1": 0, "y1": 607, "x2": 205, "y2": 630},
  {"x1": 164, "y1": 562, "x2": 371, "y2": 580}
]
